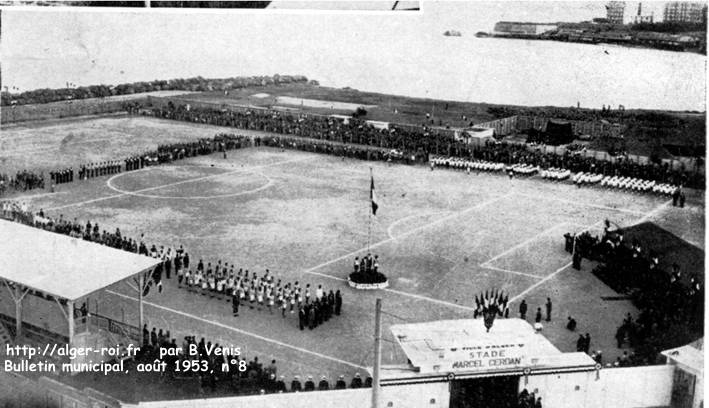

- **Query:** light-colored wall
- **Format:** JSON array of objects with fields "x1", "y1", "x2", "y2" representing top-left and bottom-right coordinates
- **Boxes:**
[
  {"x1": 522, "y1": 365, "x2": 674, "y2": 408},
  {"x1": 136, "y1": 382, "x2": 450, "y2": 408}
]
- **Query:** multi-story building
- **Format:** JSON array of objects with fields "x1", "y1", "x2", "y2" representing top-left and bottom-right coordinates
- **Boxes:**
[
  {"x1": 663, "y1": 1, "x2": 707, "y2": 24},
  {"x1": 605, "y1": 1, "x2": 626, "y2": 24},
  {"x1": 633, "y1": 2, "x2": 654, "y2": 24}
]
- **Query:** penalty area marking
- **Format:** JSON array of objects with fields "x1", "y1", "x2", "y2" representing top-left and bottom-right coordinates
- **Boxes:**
[
  {"x1": 45, "y1": 156, "x2": 310, "y2": 211},
  {"x1": 386, "y1": 211, "x2": 449, "y2": 240},
  {"x1": 105, "y1": 289, "x2": 368, "y2": 371},
  {"x1": 481, "y1": 265, "x2": 545, "y2": 280},
  {"x1": 513, "y1": 192, "x2": 645, "y2": 216},
  {"x1": 303, "y1": 193, "x2": 515, "y2": 313},
  {"x1": 480, "y1": 222, "x2": 574, "y2": 268},
  {"x1": 507, "y1": 199, "x2": 673, "y2": 304}
]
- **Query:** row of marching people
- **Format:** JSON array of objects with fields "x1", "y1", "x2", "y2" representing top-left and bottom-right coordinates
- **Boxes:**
[
  {"x1": 507, "y1": 163, "x2": 538, "y2": 176},
  {"x1": 429, "y1": 155, "x2": 504, "y2": 172},
  {"x1": 571, "y1": 171, "x2": 681, "y2": 196},
  {"x1": 78, "y1": 161, "x2": 122, "y2": 180},
  {"x1": 540, "y1": 167, "x2": 571, "y2": 181},
  {"x1": 572, "y1": 172, "x2": 603, "y2": 185}
]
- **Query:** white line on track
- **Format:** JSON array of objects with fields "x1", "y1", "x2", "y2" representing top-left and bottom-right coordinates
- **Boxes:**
[
  {"x1": 105, "y1": 289, "x2": 368, "y2": 370},
  {"x1": 45, "y1": 156, "x2": 310, "y2": 211},
  {"x1": 481, "y1": 222, "x2": 573, "y2": 267},
  {"x1": 513, "y1": 192, "x2": 646, "y2": 215},
  {"x1": 481, "y1": 265, "x2": 545, "y2": 280}
]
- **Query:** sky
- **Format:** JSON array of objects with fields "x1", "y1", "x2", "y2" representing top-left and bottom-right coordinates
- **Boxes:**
[
  {"x1": 2, "y1": 1, "x2": 672, "y2": 91},
  {"x1": 0, "y1": 1, "x2": 705, "y2": 111}
]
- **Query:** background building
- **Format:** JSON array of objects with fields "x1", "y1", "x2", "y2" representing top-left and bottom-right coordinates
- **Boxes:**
[
  {"x1": 606, "y1": 1, "x2": 626, "y2": 24},
  {"x1": 633, "y1": 2, "x2": 654, "y2": 24},
  {"x1": 663, "y1": 2, "x2": 708, "y2": 24}
]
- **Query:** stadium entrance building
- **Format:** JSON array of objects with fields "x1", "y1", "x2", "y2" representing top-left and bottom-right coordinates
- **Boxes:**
[
  {"x1": 0, "y1": 219, "x2": 161, "y2": 370},
  {"x1": 383, "y1": 318, "x2": 597, "y2": 408}
]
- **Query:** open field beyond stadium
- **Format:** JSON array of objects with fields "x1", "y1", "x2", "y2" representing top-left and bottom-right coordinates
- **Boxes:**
[{"x1": 0, "y1": 116, "x2": 703, "y2": 402}]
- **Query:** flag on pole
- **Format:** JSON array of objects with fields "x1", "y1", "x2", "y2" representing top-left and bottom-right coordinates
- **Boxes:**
[{"x1": 370, "y1": 172, "x2": 379, "y2": 216}]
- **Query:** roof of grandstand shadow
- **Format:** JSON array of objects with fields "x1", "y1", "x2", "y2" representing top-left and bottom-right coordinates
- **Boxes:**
[{"x1": 0, "y1": 219, "x2": 161, "y2": 301}]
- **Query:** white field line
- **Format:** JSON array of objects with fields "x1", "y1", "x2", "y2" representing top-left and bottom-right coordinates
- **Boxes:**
[
  {"x1": 480, "y1": 222, "x2": 573, "y2": 267},
  {"x1": 304, "y1": 269, "x2": 477, "y2": 312},
  {"x1": 302, "y1": 193, "x2": 514, "y2": 312},
  {"x1": 634, "y1": 199, "x2": 673, "y2": 224},
  {"x1": 45, "y1": 156, "x2": 310, "y2": 211},
  {"x1": 303, "y1": 192, "x2": 512, "y2": 278},
  {"x1": 514, "y1": 192, "x2": 646, "y2": 216},
  {"x1": 105, "y1": 289, "x2": 367, "y2": 371},
  {"x1": 6, "y1": 191, "x2": 67, "y2": 200},
  {"x1": 481, "y1": 265, "x2": 545, "y2": 280},
  {"x1": 106, "y1": 171, "x2": 274, "y2": 200},
  {"x1": 2, "y1": 136, "x2": 119, "y2": 155},
  {"x1": 386, "y1": 211, "x2": 448, "y2": 240},
  {"x1": 508, "y1": 261, "x2": 575, "y2": 305}
]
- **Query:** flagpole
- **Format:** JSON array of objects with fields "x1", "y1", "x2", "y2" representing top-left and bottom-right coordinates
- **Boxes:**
[{"x1": 368, "y1": 167, "x2": 373, "y2": 253}]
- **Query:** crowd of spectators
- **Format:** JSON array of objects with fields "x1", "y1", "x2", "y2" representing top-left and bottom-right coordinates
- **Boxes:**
[
  {"x1": 141, "y1": 102, "x2": 461, "y2": 159},
  {"x1": 564, "y1": 222, "x2": 703, "y2": 365},
  {"x1": 0, "y1": 170, "x2": 45, "y2": 195},
  {"x1": 143, "y1": 100, "x2": 701, "y2": 189},
  {"x1": 132, "y1": 322, "x2": 370, "y2": 395},
  {"x1": 518, "y1": 389, "x2": 543, "y2": 408}
]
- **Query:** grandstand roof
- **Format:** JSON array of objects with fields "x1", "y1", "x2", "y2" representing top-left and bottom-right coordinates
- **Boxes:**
[
  {"x1": 389, "y1": 318, "x2": 595, "y2": 376},
  {"x1": 0, "y1": 219, "x2": 160, "y2": 301}
]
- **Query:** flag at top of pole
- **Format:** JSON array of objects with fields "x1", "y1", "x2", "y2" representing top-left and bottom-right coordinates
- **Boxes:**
[{"x1": 370, "y1": 169, "x2": 379, "y2": 216}]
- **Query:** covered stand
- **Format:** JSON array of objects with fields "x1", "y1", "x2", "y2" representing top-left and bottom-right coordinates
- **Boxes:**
[{"x1": 0, "y1": 219, "x2": 160, "y2": 348}]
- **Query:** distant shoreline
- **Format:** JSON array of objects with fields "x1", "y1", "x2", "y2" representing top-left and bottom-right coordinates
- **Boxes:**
[{"x1": 476, "y1": 32, "x2": 706, "y2": 55}]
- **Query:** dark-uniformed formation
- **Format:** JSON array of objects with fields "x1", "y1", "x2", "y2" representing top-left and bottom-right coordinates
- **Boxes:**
[
  {"x1": 78, "y1": 161, "x2": 122, "y2": 180},
  {"x1": 49, "y1": 168, "x2": 73, "y2": 184},
  {"x1": 5, "y1": 133, "x2": 250, "y2": 197}
]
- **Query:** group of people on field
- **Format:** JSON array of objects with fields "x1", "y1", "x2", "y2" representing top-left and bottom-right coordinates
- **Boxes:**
[
  {"x1": 176, "y1": 259, "x2": 343, "y2": 330},
  {"x1": 0, "y1": 170, "x2": 45, "y2": 195},
  {"x1": 430, "y1": 153, "x2": 687, "y2": 197}
]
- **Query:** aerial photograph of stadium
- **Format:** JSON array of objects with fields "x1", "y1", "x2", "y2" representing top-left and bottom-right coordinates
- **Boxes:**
[{"x1": 0, "y1": 1, "x2": 705, "y2": 408}]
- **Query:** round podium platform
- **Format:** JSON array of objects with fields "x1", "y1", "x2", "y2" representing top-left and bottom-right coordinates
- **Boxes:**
[{"x1": 348, "y1": 271, "x2": 389, "y2": 290}]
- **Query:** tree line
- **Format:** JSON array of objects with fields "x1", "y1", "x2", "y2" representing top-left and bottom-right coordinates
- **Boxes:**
[{"x1": 1, "y1": 74, "x2": 309, "y2": 107}]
